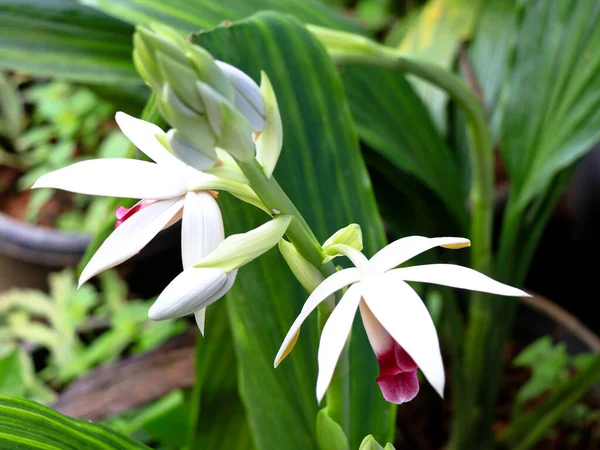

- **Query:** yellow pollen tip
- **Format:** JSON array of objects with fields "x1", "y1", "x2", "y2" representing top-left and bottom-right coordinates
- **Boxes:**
[
  {"x1": 275, "y1": 328, "x2": 300, "y2": 368},
  {"x1": 442, "y1": 240, "x2": 471, "y2": 249}
]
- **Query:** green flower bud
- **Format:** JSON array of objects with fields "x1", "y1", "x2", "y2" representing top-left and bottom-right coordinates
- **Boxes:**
[
  {"x1": 133, "y1": 24, "x2": 260, "y2": 162},
  {"x1": 322, "y1": 224, "x2": 363, "y2": 263},
  {"x1": 194, "y1": 215, "x2": 292, "y2": 273},
  {"x1": 279, "y1": 239, "x2": 324, "y2": 293},
  {"x1": 358, "y1": 435, "x2": 395, "y2": 450}
]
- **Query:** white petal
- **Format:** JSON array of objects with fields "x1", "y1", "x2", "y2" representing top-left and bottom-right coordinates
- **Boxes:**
[
  {"x1": 181, "y1": 191, "x2": 224, "y2": 268},
  {"x1": 32, "y1": 159, "x2": 187, "y2": 199},
  {"x1": 392, "y1": 264, "x2": 530, "y2": 297},
  {"x1": 361, "y1": 274, "x2": 445, "y2": 397},
  {"x1": 148, "y1": 268, "x2": 227, "y2": 320},
  {"x1": 79, "y1": 197, "x2": 184, "y2": 286},
  {"x1": 274, "y1": 268, "x2": 361, "y2": 367},
  {"x1": 191, "y1": 272, "x2": 237, "y2": 335},
  {"x1": 216, "y1": 61, "x2": 265, "y2": 131},
  {"x1": 369, "y1": 236, "x2": 471, "y2": 273},
  {"x1": 316, "y1": 284, "x2": 361, "y2": 403},
  {"x1": 115, "y1": 112, "x2": 184, "y2": 169},
  {"x1": 195, "y1": 308, "x2": 206, "y2": 335}
]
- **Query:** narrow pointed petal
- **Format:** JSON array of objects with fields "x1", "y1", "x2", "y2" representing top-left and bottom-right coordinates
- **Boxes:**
[
  {"x1": 148, "y1": 268, "x2": 227, "y2": 320},
  {"x1": 361, "y1": 274, "x2": 445, "y2": 398},
  {"x1": 274, "y1": 268, "x2": 361, "y2": 367},
  {"x1": 181, "y1": 191, "x2": 224, "y2": 267},
  {"x1": 32, "y1": 159, "x2": 187, "y2": 199},
  {"x1": 194, "y1": 215, "x2": 292, "y2": 273},
  {"x1": 255, "y1": 71, "x2": 283, "y2": 178},
  {"x1": 392, "y1": 264, "x2": 530, "y2": 297},
  {"x1": 359, "y1": 301, "x2": 419, "y2": 404},
  {"x1": 216, "y1": 61, "x2": 265, "y2": 131},
  {"x1": 316, "y1": 284, "x2": 361, "y2": 403},
  {"x1": 195, "y1": 308, "x2": 206, "y2": 335},
  {"x1": 115, "y1": 112, "x2": 184, "y2": 168},
  {"x1": 80, "y1": 197, "x2": 184, "y2": 286},
  {"x1": 369, "y1": 236, "x2": 470, "y2": 273}
]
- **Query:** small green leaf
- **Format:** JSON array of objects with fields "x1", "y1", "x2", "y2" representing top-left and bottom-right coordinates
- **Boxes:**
[
  {"x1": 194, "y1": 215, "x2": 292, "y2": 272},
  {"x1": 322, "y1": 224, "x2": 363, "y2": 263},
  {"x1": 317, "y1": 408, "x2": 350, "y2": 450}
]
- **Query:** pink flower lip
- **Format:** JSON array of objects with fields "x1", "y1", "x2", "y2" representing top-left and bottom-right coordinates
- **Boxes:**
[
  {"x1": 375, "y1": 341, "x2": 420, "y2": 404},
  {"x1": 115, "y1": 199, "x2": 155, "y2": 228}
]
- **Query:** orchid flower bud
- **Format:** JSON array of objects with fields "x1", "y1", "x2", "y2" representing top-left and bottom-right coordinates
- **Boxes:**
[{"x1": 133, "y1": 25, "x2": 267, "y2": 162}]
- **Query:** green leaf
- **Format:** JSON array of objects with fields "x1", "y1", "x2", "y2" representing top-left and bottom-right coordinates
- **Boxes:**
[
  {"x1": 80, "y1": 0, "x2": 360, "y2": 33},
  {"x1": 498, "y1": 0, "x2": 600, "y2": 210},
  {"x1": 194, "y1": 12, "x2": 393, "y2": 449},
  {"x1": 0, "y1": 0, "x2": 138, "y2": 84},
  {"x1": 0, "y1": 349, "x2": 26, "y2": 398},
  {"x1": 0, "y1": 396, "x2": 150, "y2": 449},
  {"x1": 316, "y1": 408, "x2": 350, "y2": 450},
  {"x1": 500, "y1": 354, "x2": 600, "y2": 450}
]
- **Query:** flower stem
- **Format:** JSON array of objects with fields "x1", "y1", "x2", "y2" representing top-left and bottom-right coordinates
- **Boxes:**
[{"x1": 237, "y1": 157, "x2": 350, "y2": 432}]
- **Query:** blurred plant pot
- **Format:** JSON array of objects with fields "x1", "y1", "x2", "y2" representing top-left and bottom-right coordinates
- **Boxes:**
[
  {"x1": 0, "y1": 211, "x2": 182, "y2": 294},
  {"x1": 0, "y1": 211, "x2": 89, "y2": 290}
]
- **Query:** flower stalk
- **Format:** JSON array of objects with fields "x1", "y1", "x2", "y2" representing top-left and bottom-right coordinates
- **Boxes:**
[{"x1": 235, "y1": 157, "x2": 350, "y2": 430}]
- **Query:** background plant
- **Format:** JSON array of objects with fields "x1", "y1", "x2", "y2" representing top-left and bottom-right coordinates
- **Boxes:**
[{"x1": 0, "y1": 1, "x2": 598, "y2": 449}]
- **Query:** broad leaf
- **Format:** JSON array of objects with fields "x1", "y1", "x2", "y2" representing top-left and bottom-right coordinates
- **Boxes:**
[
  {"x1": 0, "y1": 0, "x2": 137, "y2": 84},
  {"x1": 499, "y1": 0, "x2": 600, "y2": 210},
  {"x1": 194, "y1": 12, "x2": 393, "y2": 449},
  {"x1": 0, "y1": 396, "x2": 149, "y2": 449}
]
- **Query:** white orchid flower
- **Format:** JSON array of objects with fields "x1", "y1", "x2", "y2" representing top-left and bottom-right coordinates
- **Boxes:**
[
  {"x1": 275, "y1": 236, "x2": 529, "y2": 404},
  {"x1": 147, "y1": 189, "x2": 235, "y2": 334},
  {"x1": 32, "y1": 112, "x2": 261, "y2": 287},
  {"x1": 148, "y1": 215, "x2": 292, "y2": 333}
]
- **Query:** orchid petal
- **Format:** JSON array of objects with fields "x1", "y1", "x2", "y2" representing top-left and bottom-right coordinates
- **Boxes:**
[
  {"x1": 148, "y1": 268, "x2": 227, "y2": 320},
  {"x1": 181, "y1": 191, "x2": 224, "y2": 267},
  {"x1": 166, "y1": 129, "x2": 217, "y2": 171},
  {"x1": 216, "y1": 61, "x2": 265, "y2": 131},
  {"x1": 115, "y1": 112, "x2": 184, "y2": 169},
  {"x1": 274, "y1": 268, "x2": 362, "y2": 367},
  {"x1": 359, "y1": 301, "x2": 419, "y2": 404},
  {"x1": 194, "y1": 215, "x2": 292, "y2": 273},
  {"x1": 80, "y1": 197, "x2": 184, "y2": 286},
  {"x1": 369, "y1": 236, "x2": 471, "y2": 273},
  {"x1": 392, "y1": 264, "x2": 530, "y2": 297},
  {"x1": 32, "y1": 159, "x2": 187, "y2": 199},
  {"x1": 361, "y1": 274, "x2": 445, "y2": 398},
  {"x1": 316, "y1": 284, "x2": 362, "y2": 403},
  {"x1": 195, "y1": 308, "x2": 206, "y2": 335}
]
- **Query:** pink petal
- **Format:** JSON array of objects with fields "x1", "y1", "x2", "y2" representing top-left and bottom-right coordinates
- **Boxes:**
[
  {"x1": 375, "y1": 341, "x2": 420, "y2": 404},
  {"x1": 115, "y1": 200, "x2": 156, "y2": 227}
]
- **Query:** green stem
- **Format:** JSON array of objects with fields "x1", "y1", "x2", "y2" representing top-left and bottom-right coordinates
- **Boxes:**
[
  {"x1": 236, "y1": 157, "x2": 350, "y2": 433},
  {"x1": 307, "y1": 26, "x2": 496, "y2": 448}
]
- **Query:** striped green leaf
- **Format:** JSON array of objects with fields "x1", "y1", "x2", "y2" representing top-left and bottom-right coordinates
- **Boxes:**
[
  {"x1": 499, "y1": 0, "x2": 600, "y2": 211},
  {"x1": 0, "y1": 0, "x2": 137, "y2": 84},
  {"x1": 0, "y1": 396, "x2": 149, "y2": 449},
  {"x1": 194, "y1": 12, "x2": 393, "y2": 450}
]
